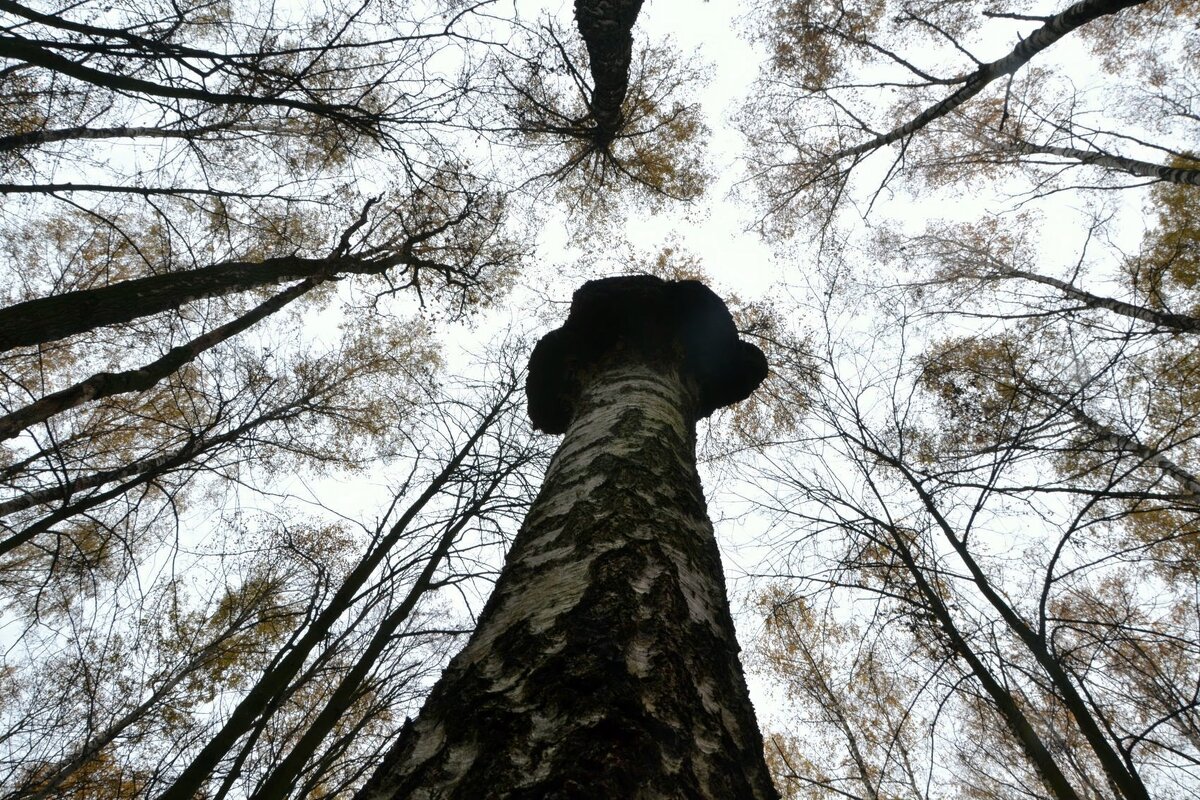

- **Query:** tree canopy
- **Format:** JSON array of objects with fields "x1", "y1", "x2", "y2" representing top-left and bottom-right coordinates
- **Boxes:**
[{"x1": 1, "y1": 0, "x2": 1197, "y2": 798}]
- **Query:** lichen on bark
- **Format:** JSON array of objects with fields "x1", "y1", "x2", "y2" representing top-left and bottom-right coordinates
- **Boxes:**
[{"x1": 358, "y1": 276, "x2": 776, "y2": 799}]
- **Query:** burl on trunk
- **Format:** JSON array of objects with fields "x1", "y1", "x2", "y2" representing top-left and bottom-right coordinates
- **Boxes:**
[{"x1": 358, "y1": 275, "x2": 777, "y2": 799}]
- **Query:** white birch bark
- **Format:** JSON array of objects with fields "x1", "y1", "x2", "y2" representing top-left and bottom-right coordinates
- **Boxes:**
[{"x1": 358, "y1": 361, "x2": 777, "y2": 799}]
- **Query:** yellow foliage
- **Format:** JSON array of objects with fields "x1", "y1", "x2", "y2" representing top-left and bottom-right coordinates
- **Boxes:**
[
  {"x1": 753, "y1": 585, "x2": 936, "y2": 800},
  {"x1": 762, "y1": 0, "x2": 887, "y2": 87},
  {"x1": 512, "y1": 33, "x2": 710, "y2": 214},
  {"x1": 638, "y1": 246, "x2": 812, "y2": 444},
  {"x1": 764, "y1": 731, "x2": 826, "y2": 800},
  {"x1": 917, "y1": 333, "x2": 1029, "y2": 454},
  {"x1": 1083, "y1": 0, "x2": 1200, "y2": 80},
  {"x1": 19, "y1": 750, "x2": 152, "y2": 800}
]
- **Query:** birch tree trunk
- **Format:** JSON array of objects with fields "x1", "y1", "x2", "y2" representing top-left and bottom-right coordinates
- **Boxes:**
[{"x1": 357, "y1": 275, "x2": 776, "y2": 799}]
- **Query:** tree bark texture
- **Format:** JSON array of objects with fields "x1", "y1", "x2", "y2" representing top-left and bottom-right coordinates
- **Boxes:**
[
  {"x1": 574, "y1": 0, "x2": 644, "y2": 146},
  {"x1": 1005, "y1": 141, "x2": 1200, "y2": 186},
  {"x1": 358, "y1": 276, "x2": 776, "y2": 799}
]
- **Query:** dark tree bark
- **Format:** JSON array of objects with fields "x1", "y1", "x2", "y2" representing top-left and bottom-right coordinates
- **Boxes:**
[
  {"x1": 0, "y1": 278, "x2": 317, "y2": 440},
  {"x1": 357, "y1": 275, "x2": 776, "y2": 799},
  {"x1": 873, "y1": 444, "x2": 1151, "y2": 800},
  {"x1": 0, "y1": 251, "x2": 421, "y2": 352},
  {"x1": 574, "y1": 0, "x2": 645, "y2": 147},
  {"x1": 154, "y1": 385, "x2": 520, "y2": 800},
  {"x1": 0, "y1": 197, "x2": 470, "y2": 352}
]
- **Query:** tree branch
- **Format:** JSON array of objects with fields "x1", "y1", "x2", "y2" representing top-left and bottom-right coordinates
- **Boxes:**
[
  {"x1": 0, "y1": 279, "x2": 318, "y2": 440},
  {"x1": 823, "y1": 0, "x2": 1149, "y2": 165}
]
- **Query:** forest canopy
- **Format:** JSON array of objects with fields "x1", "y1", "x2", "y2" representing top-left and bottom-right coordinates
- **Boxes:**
[{"x1": 0, "y1": 0, "x2": 1196, "y2": 798}]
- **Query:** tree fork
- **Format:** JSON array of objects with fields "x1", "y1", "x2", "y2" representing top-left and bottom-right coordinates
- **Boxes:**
[{"x1": 358, "y1": 275, "x2": 776, "y2": 799}]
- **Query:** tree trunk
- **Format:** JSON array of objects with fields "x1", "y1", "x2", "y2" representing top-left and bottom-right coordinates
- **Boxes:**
[
  {"x1": 1004, "y1": 141, "x2": 1200, "y2": 186},
  {"x1": 0, "y1": 278, "x2": 318, "y2": 440},
  {"x1": 0, "y1": 195, "x2": 471, "y2": 352},
  {"x1": 574, "y1": 0, "x2": 644, "y2": 146},
  {"x1": 358, "y1": 276, "x2": 776, "y2": 799},
  {"x1": 0, "y1": 252, "x2": 390, "y2": 352}
]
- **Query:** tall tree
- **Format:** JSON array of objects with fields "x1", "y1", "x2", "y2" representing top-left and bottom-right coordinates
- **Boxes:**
[
  {"x1": 12, "y1": 1, "x2": 1199, "y2": 798},
  {"x1": 739, "y1": 2, "x2": 1199, "y2": 795},
  {"x1": 357, "y1": 275, "x2": 776, "y2": 799},
  {"x1": 0, "y1": 0, "x2": 525, "y2": 545},
  {"x1": 1, "y1": 352, "x2": 546, "y2": 800},
  {"x1": 492, "y1": 0, "x2": 708, "y2": 212},
  {"x1": 744, "y1": 179, "x2": 1200, "y2": 797}
]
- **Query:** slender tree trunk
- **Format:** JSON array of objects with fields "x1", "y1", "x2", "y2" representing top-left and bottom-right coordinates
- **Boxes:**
[
  {"x1": 358, "y1": 276, "x2": 775, "y2": 799},
  {"x1": 0, "y1": 278, "x2": 318, "y2": 440},
  {"x1": 987, "y1": 266, "x2": 1200, "y2": 334},
  {"x1": 154, "y1": 389, "x2": 515, "y2": 800},
  {"x1": 0, "y1": 196, "x2": 465, "y2": 352},
  {"x1": 888, "y1": 460, "x2": 1147, "y2": 796},
  {"x1": 0, "y1": 252, "x2": 387, "y2": 352},
  {"x1": 0, "y1": 122, "x2": 237, "y2": 152},
  {"x1": 1003, "y1": 141, "x2": 1200, "y2": 186},
  {"x1": 881, "y1": 520, "x2": 1084, "y2": 800},
  {"x1": 1024, "y1": 383, "x2": 1200, "y2": 501}
]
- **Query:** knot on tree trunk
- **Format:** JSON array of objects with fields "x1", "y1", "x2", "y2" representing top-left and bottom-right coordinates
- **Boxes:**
[{"x1": 526, "y1": 274, "x2": 768, "y2": 434}]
